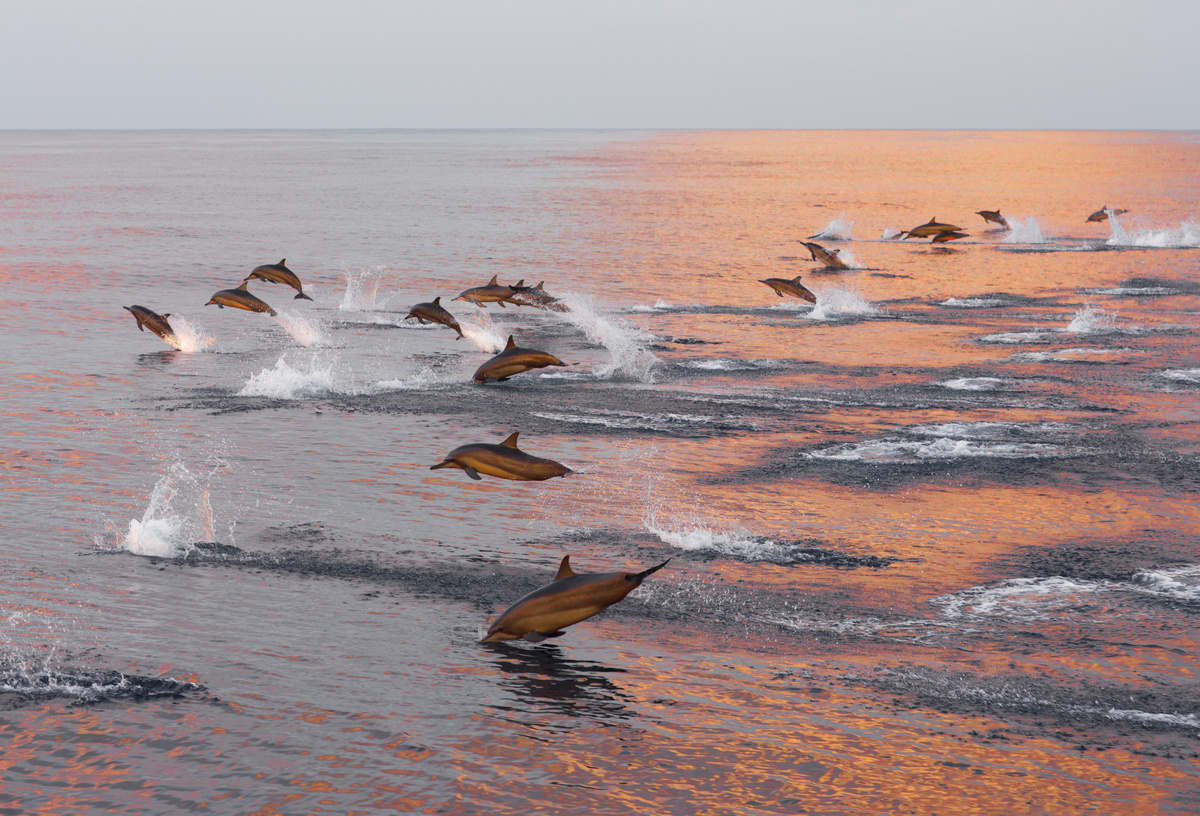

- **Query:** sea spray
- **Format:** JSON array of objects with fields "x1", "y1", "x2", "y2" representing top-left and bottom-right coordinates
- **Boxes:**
[
  {"x1": 339, "y1": 266, "x2": 394, "y2": 311},
  {"x1": 809, "y1": 214, "x2": 854, "y2": 241},
  {"x1": 555, "y1": 292, "x2": 659, "y2": 381},
  {"x1": 459, "y1": 310, "x2": 507, "y2": 353},
  {"x1": 1066, "y1": 304, "x2": 1119, "y2": 334},
  {"x1": 1001, "y1": 216, "x2": 1049, "y2": 244},
  {"x1": 239, "y1": 355, "x2": 338, "y2": 399},
  {"x1": 164, "y1": 317, "x2": 217, "y2": 353},
  {"x1": 273, "y1": 310, "x2": 329, "y2": 347},
  {"x1": 1107, "y1": 217, "x2": 1200, "y2": 248},
  {"x1": 805, "y1": 284, "x2": 877, "y2": 321},
  {"x1": 122, "y1": 463, "x2": 215, "y2": 557}
]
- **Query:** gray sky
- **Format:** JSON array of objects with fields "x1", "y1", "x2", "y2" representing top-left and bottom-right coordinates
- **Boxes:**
[{"x1": 3, "y1": 0, "x2": 1198, "y2": 130}]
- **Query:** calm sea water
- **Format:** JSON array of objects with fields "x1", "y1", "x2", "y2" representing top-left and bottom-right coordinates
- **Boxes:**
[{"x1": 2, "y1": 130, "x2": 1199, "y2": 814}]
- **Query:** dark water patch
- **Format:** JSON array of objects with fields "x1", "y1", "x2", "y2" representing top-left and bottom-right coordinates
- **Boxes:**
[
  {"x1": 849, "y1": 665, "x2": 1200, "y2": 757},
  {"x1": 0, "y1": 661, "x2": 204, "y2": 711},
  {"x1": 990, "y1": 531, "x2": 1200, "y2": 583},
  {"x1": 485, "y1": 643, "x2": 637, "y2": 724}
]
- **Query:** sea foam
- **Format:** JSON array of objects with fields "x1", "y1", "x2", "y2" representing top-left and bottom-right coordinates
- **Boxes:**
[
  {"x1": 238, "y1": 356, "x2": 338, "y2": 399},
  {"x1": 809, "y1": 214, "x2": 854, "y2": 241},
  {"x1": 1001, "y1": 216, "x2": 1049, "y2": 244},
  {"x1": 556, "y1": 292, "x2": 659, "y2": 382},
  {"x1": 121, "y1": 463, "x2": 215, "y2": 558},
  {"x1": 805, "y1": 284, "x2": 877, "y2": 321},
  {"x1": 164, "y1": 316, "x2": 217, "y2": 353}
]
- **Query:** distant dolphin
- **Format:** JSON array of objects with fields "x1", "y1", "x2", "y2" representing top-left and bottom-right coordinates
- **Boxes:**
[
  {"x1": 205, "y1": 281, "x2": 277, "y2": 316},
  {"x1": 404, "y1": 296, "x2": 463, "y2": 338},
  {"x1": 473, "y1": 335, "x2": 569, "y2": 383},
  {"x1": 509, "y1": 281, "x2": 567, "y2": 312},
  {"x1": 759, "y1": 275, "x2": 816, "y2": 303},
  {"x1": 902, "y1": 217, "x2": 962, "y2": 239},
  {"x1": 245, "y1": 259, "x2": 312, "y2": 300},
  {"x1": 1087, "y1": 206, "x2": 1129, "y2": 223},
  {"x1": 800, "y1": 241, "x2": 850, "y2": 271},
  {"x1": 481, "y1": 555, "x2": 671, "y2": 643},
  {"x1": 430, "y1": 432, "x2": 572, "y2": 481},
  {"x1": 453, "y1": 275, "x2": 524, "y2": 308},
  {"x1": 975, "y1": 210, "x2": 1009, "y2": 229},
  {"x1": 930, "y1": 230, "x2": 968, "y2": 244},
  {"x1": 123, "y1": 305, "x2": 176, "y2": 342}
]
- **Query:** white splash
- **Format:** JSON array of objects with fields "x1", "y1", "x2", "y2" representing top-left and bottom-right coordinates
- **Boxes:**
[
  {"x1": 1013, "y1": 348, "x2": 1128, "y2": 363},
  {"x1": 643, "y1": 511, "x2": 796, "y2": 562},
  {"x1": 805, "y1": 437, "x2": 1072, "y2": 462},
  {"x1": 809, "y1": 214, "x2": 854, "y2": 241},
  {"x1": 680, "y1": 359, "x2": 778, "y2": 371},
  {"x1": 979, "y1": 331, "x2": 1047, "y2": 344},
  {"x1": 1107, "y1": 217, "x2": 1200, "y2": 248},
  {"x1": 630, "y1": 299, "x2": 675, "y2": 313},
  {"x1": 1001, "y1": 216, "x2": 1049, "y2": 244},
  {"x1": 164, "y1": 316, "x2": 216, "y2": 353},
  {"x1": 122, "y1": 463, "x2": 214, "y2": 557},
  {"x1": 805, "y1": 284, "x2": 877, "y2": 321},
  {"x1": 881, "y1": 228, "x2": 904, "y2": 241},
  {"x1": 937, "y1": 377, "x2": 1007, "y2": 391},
  {"x1": 339, "y1": 267, "x2": 393, "y2": 311},
  {"x1": 556, "y1": 292, "x2": 659, "y2": 382},
  {"x1": 1162, "y1": 368, "x2": 1200, "y2": 384},
  {"x1": 238, "y1": 356, "x2": 337, "y2": 399},
  {"x1": 458, "y1": 310, "x2": 507, "y2": 353},
  {"x1": 1066, "y1": 304, "x2": 1119, "y2": 334},
  {"x1": 941, "y1": 297, "x2": 1008, "y2": 308},
  {"x1": 273, "y1": 310, "x2": 330, "y2": 347},
  {"x1": 373, "y1": 367, "x2": 444, "y2": 391}
]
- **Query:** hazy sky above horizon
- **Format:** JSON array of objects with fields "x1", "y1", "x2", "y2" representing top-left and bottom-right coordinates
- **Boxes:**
[{"x1": 3, "y1": 0, "x2": 1198, "y2": 130}]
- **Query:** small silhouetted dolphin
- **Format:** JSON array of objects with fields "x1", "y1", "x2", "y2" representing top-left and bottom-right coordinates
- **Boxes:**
[
  {"x1": 430, "y1": 432, "x2": 572, "y2": 481},
  {"x1": 245, "y1": 259, "x2": 312, "y2": 300},
  {"x1": 404, "y1": 296, "x2": 463, "y2": 338},
  {"x1": 800, "y1": 241, "x2": 850, "y2": 271},
  {"x1": 975, "y1": 210, "x2": 1009, "y2": 229},
  {"x1": 205, "y1": 281, "x2": 277, "y2": 316},
  {"x1": 123, "y1": 305, "x2": 176, "y2": 342},
  {"x1": 759, "y1": 275, "x2": 816, "y2": 303},
  {"x1": 903, "y1": 217, "x2": 962, "y2": 239},
  {"x1": 481, "y1": 555, "x2": 671, "y2": 643},
  {"x1": 1087, "y1": 206, "x2": 1129, "y2": 223},
  {"x1": 473, "y1": 335, "x2": 569, "y2": 383},
  {"x1": 453, "y1": 275, "x2": 524, "y2": 308},
  {"x1": 930, "y1": 230, "x2": 968, "y2": 244},
  {"x1": 509, "y1": 281, "x2": 567, "y2": 312}
]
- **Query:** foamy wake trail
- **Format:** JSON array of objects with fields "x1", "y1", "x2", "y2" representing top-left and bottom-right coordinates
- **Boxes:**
[
  {"x1": 1066, "y1": 304, "x2": 1119, "y2": 334},
  {"x1": 938, "y1": 377, "x2": 1006, "y2": 391},
  {"x1": 459, "y1": 310, "x2": 507, "y2": 353},
  {"x1": 120, "y1": 463, "x2": 214, "y2": 557},
  {"x1": 1162, "y1": 368, "x2": 1200, "y2": 384},
  {"x1": 1001, "y1": 216, "x2": 1049, "y2": 244},
  {"x1": 805, "y1": 284, "x2": 877, "y2": 321},
  {"x1": 164, "y1": 316, "x2": 216, "y2": 352},
  {"x1": 644, "y1": 512, "x2": 787, "y2": 562},
  {"x1": 556, "y1": 292, "x2": 659, "y2": 382},
  {"x1": 273, "y1": 310, "x2": 330, "y2": 347},
  {"x1": 810, "y1": 214, "x2": 854, "y2": 240},
  {"x1": 1107, "y1": 216, "x2": 1200, "y2": 248},
  {"x1": 239, "y1": 355, "x2": 338, "y2": 399},
  {"x1": 339, "y1": 266, "x2": 394, "y2": 311}
]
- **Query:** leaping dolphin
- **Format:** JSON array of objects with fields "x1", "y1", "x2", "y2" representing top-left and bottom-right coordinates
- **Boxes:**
[
  {"x1": 205, "y1": 281, "x2": 278, "y2": 316},
  {"x1": 404, "y1": 296, "x2": 464, "y2": 338},
  {"x1": 430, "y1": 432, "x2": 572, "y2": 481},
  {"x1": 245, "y1": 259, "x2": 312, "y2": 300},
  {"x1": 902, "y1": 217, "x2": 962, "y2": 239},
  {"x1": 975, "y1": 210, "x2": 1009, "y2": 229},
  {"x1": 481, "y1": 555, "x2": 671, "y2": 643},
  {"x1": 800, "y1": 241, "x2": 850, "y2": 271},
  {"x1": 453, "y1": 275, "x2": 525, "y2": 308},
  {"x1": 123, "y1": 305, "x2": 176, "y2": 342},
  {"x1": 509, "y1": 281, "x2": 567, "y2": 312},
  {"x1": 759, "y1": 275, "x2": 816, "y2": 303},
  {"x1": 473, "y1": 335, "x2": 569, "y2": 383},
  {"x1": 1087, "y1": 206, "x2": 1129, "y2": 223}
]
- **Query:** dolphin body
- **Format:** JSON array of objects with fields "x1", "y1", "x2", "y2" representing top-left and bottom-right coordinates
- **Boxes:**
[
  {"x1": 123, "y1": 305, "x2": 176, "y2": 342},
  {"x1": 1087, "y1": 206, "x2": 1129, "y2": 223},
  {"x1": 759, "y1": 275, "x2": 817, "y2": 303},
  {"x1": 453, "y1": 275, "x2": 525, "y2": 308},
  {"x1": 975, "y1": 209, "x2": 1009, "y2": 229},
  {"x1": 508, "y1": 281, "x2": 567, "y2": 312},
  {"x1": 205, "y1": 281, "x2": 277, "y2": 316},
  {"x1": 430, "y1": 432, "x2": 571, "y2": 481},
  {"x1": 473, "y1": 335, "x2": 569, "y2": 383},
  {"x1": 245, "y1": 259, "x2": 312, "y2": 300},
  {"x1": 481, "y1": 555, "x2": 671, "y2": 643},
  {"x1": 930, "y1": 230, "x2": 969, "y2": 244},
  {"x1": 902, "y1": 217, "x2": 962, "y2": 239},
  {"x1": 800, "y1": 241, "x2": 850, "y2": 271},
  {"x1": 404, "y1": 296, "x2": 464, "y2": 338}
]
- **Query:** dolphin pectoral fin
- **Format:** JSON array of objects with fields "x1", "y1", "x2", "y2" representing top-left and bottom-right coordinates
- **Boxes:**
[
  {"x1": 463, "y1": 466, "x2": 482, "y2": 480},
  {"x1": 498, "y1": 301, "x2": 506, "y2": 308},
  {"x1": 497, "y1": 376, "x2": 511, "y2": 382},
  {"x1": 523, "y1": 630, "x2": 565, "y2": 642}
]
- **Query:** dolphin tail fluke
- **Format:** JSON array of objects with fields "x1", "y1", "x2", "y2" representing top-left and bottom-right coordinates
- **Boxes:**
[
  {"x1": 295, "y1": 292, "x2": 313, "y2": 300},
  {"x1": 630, "y1": 558, "x2": 671, "y2": 583}
]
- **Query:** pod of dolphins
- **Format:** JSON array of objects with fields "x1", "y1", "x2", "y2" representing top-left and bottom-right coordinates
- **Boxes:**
[{"x1": 122, "y1": 203, "x2": 1128, "y2": 643}]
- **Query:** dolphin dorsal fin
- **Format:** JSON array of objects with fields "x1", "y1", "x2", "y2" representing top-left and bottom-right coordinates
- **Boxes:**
[
  {"x1": 514, "y1": 279, "x2": 524, "y2": 288},
  {"x1": 505, "y1": 335, "x2": 516, "y2": 350},
  {"x1": 488, "y1": 275, "x2": 498, "y2": 285},
  {"x1": 536, "y1": 281, "x2": 544, "y2": 289},
  {"x1": 162, "y1": 313, "x2": 171, "y2": 319},
  {"x1": 555, "y1": 555, "x2": 576, "y2": 580},
  {"x1": 279, "y1": 258, "x2": 286, "y2": 265},
  {"x1": 236, "y1": 281, "x2": 250, "y2": 291},
  {"x1": 432, "y1": 296, "x2": 441, "y2": 305},
  {"x1": 500, "y1": 431, "x2": 520, "y2": 449}
]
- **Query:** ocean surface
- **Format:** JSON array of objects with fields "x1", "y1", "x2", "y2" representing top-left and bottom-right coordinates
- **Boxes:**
[{"x1": 2, "y1": 129, "x2": 1199, "y2": 814}]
